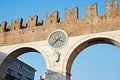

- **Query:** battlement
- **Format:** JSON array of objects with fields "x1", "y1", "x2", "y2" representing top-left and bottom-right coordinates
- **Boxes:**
[
  {"x1": 65, "y1": 7, "x2": 78, "y2": 22},
  {"x1": 46, "y1": 11, "x2": 60, "y2": 24},
  {"x1": 0, "y1": 22, "x2": 7, "y2": 32},
  {"x1": 0, "y1": 0, "x2": 120, "y2": 46},
  {"x1": 0, "y1": 0, "x2": 119, "y2": 32},
  {"x1": 86, "y1": 3, "x2": 98, "y2": 19}
]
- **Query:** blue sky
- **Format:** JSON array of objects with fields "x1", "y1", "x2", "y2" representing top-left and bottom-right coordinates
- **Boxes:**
[
  {"x1": 0, "y1": 0, "x2": 120, "y2": 80},
  {"x1": 72, "y1": 44, "x2": 120, "y2": 80}
]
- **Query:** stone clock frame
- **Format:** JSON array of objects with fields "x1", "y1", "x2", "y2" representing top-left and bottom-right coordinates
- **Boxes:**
[{"x1": 47, "y1": 30, "x2": 68, "y2": 50}]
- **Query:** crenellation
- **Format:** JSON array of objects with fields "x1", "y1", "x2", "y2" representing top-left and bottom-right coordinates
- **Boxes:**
[
  {"x1": 28, "y1": 15, "x2": 38, "y2": 27},
  {"x1": 65, "y1": 7, "x2": 78, "y2": 22},
  {"x1": 106, "y1": 1, "x2": 111, "y2": 16},
  {"x1": 46, "y1": 11, "x2": 60, "y2": 25},
  {"x1": 46, "y1": 13, "x2": 51, "y2": 24},
  {"x1": 52, "y1": 11, "x2": 60, "y2": 23},
  {"x1": 12, "y1": 18, "x2": 23, "y2": 24},
  {"x1": 37, "y1": 20, "x2": 44, "y2": 26},
  {"x1": 21, "y1": 23, "x2": 28, "y2": 29},
  {"x1": 86, "y1": 4, "x2": 98, "y2": 23},
  {"x1": 10, "y1": 18, "x2": 23, "y2": 31},
  {"x1": 91, "y1": 3, "x2": 98, "y2": 17},
  {"x1": 28, "y1": 15, "x2": 38, "y2": 21},
  {"x1": 65, "y1": 9, "x2": 70, "y2": 21},
  {"x1": 112, "y1": 0, "x2": 119, "y2": 15},
  {"x1": 91, "y1": 3, "x2": 99, "y2": 24},
  {"x1": 0, "y1": 0, "x2": 119, "y2": 47},
  {"x1": 106, "y1": 0, "x2": 119, "y2": 17},
  {"x1": 0, "y1": 22, "x2": 7, "y2": 33},
  {"x1": 72, "y1": 7, "x2": 78, "y2": 18},
  {"x1": 86, "y1": 5, "x2": 91, "y2": 19}
]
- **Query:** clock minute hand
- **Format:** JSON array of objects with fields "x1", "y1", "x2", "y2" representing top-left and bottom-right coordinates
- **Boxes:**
[{"x1": 52, "y1": 37, "x2": 61, "y2": 46}]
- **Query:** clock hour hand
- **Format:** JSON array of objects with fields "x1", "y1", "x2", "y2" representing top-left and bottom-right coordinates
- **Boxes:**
[
  {"x1": 52, "y1": 37, "x2": 61, "y2": 46},
  {"x1": 59, "y1": 39, "x2": 64, "y2": 43}
]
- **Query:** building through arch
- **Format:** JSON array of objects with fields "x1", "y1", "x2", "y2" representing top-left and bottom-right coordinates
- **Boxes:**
[{"x1": 0, "y1": 46, "x2": 49, "y2": 79}]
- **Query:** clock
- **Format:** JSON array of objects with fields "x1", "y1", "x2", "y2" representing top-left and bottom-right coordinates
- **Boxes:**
[{"x1": 48, "y1": 30, "x2": 68, "y2": 49}]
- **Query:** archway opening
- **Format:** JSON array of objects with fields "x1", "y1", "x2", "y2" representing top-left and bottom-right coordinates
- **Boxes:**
[
  {"x1": 66, "y1": 37, "x2": 120, "y2": 80},
  {"x1": 0, "y1": 47, "x2": 47, "y2": 80},
  {"x1": 71, "y1": 44, "x2": 120, "y2": 80},
  {"x1": 18, "y1": 52, "x2": 47, "y2": 80}
]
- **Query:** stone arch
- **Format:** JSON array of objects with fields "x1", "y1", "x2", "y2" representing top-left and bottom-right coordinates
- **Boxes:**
[
  {"x1": 63, "y1": 33, "x2": 120, "y2": 80},
  {"x1": 0, "y1": 45, "x2": 50, "y2": 79}
]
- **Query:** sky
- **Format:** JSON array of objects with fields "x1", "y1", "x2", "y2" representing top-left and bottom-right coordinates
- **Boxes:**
[{"x1": 0, "y1": 0, "x2": 120, "y2": 80}]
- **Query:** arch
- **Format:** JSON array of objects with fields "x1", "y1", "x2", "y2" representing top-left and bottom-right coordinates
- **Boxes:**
[
  {"x1": 63, "y1": 33, "x2": 120, "y2": 79},
  {"x1": 0, "y1": 45, "x2": 50, "y2": 79}
]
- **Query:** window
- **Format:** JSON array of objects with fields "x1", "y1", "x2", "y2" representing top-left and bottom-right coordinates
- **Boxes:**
[
  {"x1": 6, "y1": 69, "x2": 12, "y2": 76},
  {"x1": 18, "y1": 65, "x2": 23, "y2": 70},
  {"x1": 17, "y1": 73, "x2": 23, "y2": 80},
  {"x1": 27, "y1": 77, "x2": 32, "y2": 80},
  {"x1": 26, "y1": 69, "x2": 31, "y2": 74}
]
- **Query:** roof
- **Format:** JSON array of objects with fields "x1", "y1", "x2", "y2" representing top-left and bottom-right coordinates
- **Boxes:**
[{"x1": 15, "y1": 59, "x2": 36, "y2": 72}]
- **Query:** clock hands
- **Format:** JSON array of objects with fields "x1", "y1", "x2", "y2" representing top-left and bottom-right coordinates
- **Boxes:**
[
  {"x1": 52, "y1": 37, "x2": 61, "y2": 46},
  {"x1": 48, "y1": 30, "x2": 67, "y2": 49},
  {"x1": 59, "y1": 39, "x2": 64, "y2": 43}
]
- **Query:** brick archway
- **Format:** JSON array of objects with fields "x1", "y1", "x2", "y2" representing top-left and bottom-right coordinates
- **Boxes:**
[{"x1": 0, "y1": 46, "x2": 50, "y2": 79}]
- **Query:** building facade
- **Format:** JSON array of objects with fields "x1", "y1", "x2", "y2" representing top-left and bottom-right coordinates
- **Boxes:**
[{"x1": 5, "y1": 59, "x2": 36, "y2": 80}]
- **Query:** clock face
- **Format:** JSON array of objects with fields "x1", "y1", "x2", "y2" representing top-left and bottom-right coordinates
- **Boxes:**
[{"x1": 48, "y1": 30, "x2": 67, "y2": 49}]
